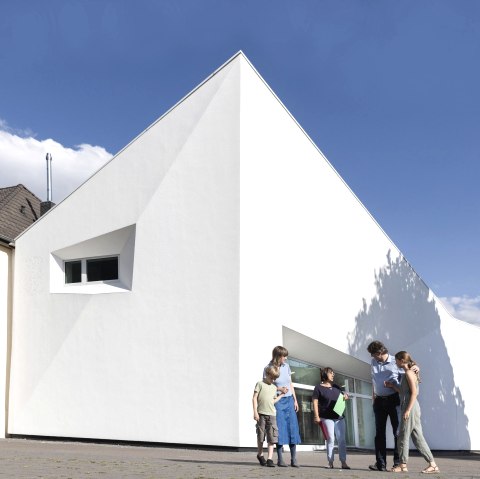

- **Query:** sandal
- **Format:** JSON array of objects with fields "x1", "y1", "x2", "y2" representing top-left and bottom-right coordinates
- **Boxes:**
[
  {"x1": 391, "y1": 464, "x2": 408, "y2": 472},
  {"x1": 422, "y1": 465, "x2": 440, "y2": 474}
]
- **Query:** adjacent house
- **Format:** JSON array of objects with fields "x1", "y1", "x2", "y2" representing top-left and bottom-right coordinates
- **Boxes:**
[
  {"x1": 6, "y1": 53, "x2": 480, "y2": 450},
  {"x1": 0, "y1": 184, "x2": 41, "y2": 438}
]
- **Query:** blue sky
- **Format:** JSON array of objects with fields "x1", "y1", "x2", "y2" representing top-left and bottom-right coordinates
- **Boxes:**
[{"x1": 1, "y1": 1, "x2": 480, "y2": 324}]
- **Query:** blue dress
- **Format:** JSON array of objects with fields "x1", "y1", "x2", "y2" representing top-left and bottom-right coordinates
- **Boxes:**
[{"x1": 265, "y1": 362, "x2": 301, "y2": 445}]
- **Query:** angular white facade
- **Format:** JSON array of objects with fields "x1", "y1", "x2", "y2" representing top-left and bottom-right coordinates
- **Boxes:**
[{"x1": 9, "y1": 53, "x2": 480, "y2": 449}]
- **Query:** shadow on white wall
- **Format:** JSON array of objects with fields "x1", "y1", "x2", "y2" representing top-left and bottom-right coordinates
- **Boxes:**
[{"x1": 347, "y1": 250, "x2": 470, "y2": 450}]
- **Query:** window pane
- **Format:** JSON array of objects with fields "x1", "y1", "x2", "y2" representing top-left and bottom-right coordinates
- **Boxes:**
[
  {"x1": 296, "y1": 388, "x2": 324, "y2": 445},
  {"x1": 344, "y1": 397, "x2": 355, "y2": 446},
  {"x1": 355, "y1": 378, "x2": 372, "y2": 396},
  {"x1": 288, "y1": 358, "x2": 321, "y2": 386},
  {"x1": 65, "y1": 261, "x2": 81, "y2": 284},
  {"x1": 333, "y1": 372, "x2": 354, "y2": 392},
  {"x1": 356, "y1": 397, "x2": 375, "y2": 448},
  {"x1": 86, "y1": 257, "x2": 118, "y2": 282}
]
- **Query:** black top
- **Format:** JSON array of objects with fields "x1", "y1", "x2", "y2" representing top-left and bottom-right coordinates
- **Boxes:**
[{"x1": 312, "y1": 383, "x2": 344, "y2": 419}]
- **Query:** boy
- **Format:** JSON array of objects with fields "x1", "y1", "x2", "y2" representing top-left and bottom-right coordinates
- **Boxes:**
[{"x1": 253, "y1": 365, "x2": 285, "y2": 467}]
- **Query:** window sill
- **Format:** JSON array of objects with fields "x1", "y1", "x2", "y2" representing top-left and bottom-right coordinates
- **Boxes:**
[{"x1": 51, "y1": 280, "x2": 131, "y2": 295}]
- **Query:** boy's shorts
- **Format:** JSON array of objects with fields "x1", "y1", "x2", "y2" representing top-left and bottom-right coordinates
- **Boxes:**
[{"x1": 256, "y1": 414, "x2": 278, "y2": 444}]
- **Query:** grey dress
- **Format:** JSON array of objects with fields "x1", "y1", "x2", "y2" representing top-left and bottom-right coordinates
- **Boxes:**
[{"x1": 397, "y1": 373, "x2": 434, "y2": 464}]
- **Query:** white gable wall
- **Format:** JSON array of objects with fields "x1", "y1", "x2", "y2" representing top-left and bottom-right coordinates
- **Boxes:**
[
  {"x1": 9, "y1": 58, "x2": 241, "y2": 446},
  {"x1": 237, "y1": 55, "x2": 396, "y2": 446},
  {"x1": 8, "y1": 53, "x2": 480, "y2": 450},
  {"x1": 236, "y1": 56, "x2": 480, "y2": 450}
]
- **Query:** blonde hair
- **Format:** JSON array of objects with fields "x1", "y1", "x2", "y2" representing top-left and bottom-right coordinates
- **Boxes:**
[
  {"x1": 271, "y1": 346, "x2": 288, "y2": 367},
  {"x1": 265, "y1": 365, "x2": 280, "y2": 380}
]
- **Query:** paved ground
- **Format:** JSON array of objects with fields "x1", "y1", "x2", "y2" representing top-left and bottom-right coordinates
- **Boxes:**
[{"x1": 0, "y1": 438, "x2": 479, "y2": 478}]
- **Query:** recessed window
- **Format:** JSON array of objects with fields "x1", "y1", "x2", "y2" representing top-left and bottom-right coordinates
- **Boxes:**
[
  {"x1": 52, "y1": 224, "x2": 135, "y2": 294},
  {"x1": 64, "y1": 256, "x2": 119, "y2": 284},
  {"x1": 65, "y1": 261, "x2": 82, "y2": 284},
  {"x1": 87, "y1": 257, "x2": 118, "y2": 282}
]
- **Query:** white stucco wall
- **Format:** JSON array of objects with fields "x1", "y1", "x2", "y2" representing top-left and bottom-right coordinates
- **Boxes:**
[
  {"x1": 9, "y1": 58, "x2": 241, "y2": 446},
  {"x1": 8, "y1": 53, "x2": 480, "y2": 450},
  {"x1": 236, "y1": 55, "x2": 480, "y2": 450}
]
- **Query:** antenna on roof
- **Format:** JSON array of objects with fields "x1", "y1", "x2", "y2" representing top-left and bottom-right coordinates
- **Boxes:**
[{"x1": 46, "y1": 153, "x2": 53, "y2": 202}]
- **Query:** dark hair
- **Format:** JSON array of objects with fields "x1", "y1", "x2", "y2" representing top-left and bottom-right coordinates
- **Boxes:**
[
  {"x1": 320, "y1": 367, "x2": 334, "y2": 382},
  {"x1": 367, "y1": 340, "x2": 388, "y2": 356},
  {"x1": 271, "y1": 346, "x2": 288, "y2": 367}
]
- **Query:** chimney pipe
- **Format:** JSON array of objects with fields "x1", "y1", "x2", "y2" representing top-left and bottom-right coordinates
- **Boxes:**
[
  {"x1": 46, "y1": 153, "x2": 53, "y2": 202},
  {"x1": 40, "y1": 153, "x2": 55, "y2": 216}
]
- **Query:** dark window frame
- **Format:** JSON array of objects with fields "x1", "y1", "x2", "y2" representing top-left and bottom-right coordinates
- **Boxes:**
[
  {"x1": 64, "y1": 256, "x2": 119, "y2": 284},
  {"x1": 86, "y1": 256, "x2": 119, "y2": 282},
  {"x1": 65, "y1": 260, "x2": 82, "y2": 284}
]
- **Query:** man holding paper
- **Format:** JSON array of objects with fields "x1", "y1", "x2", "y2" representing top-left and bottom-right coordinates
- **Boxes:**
[
  {"x1": 367, "y1": 340, "x2": 419, "y2": 472},
  {"x1": 312, "y1": 367, "x2": 350, "y2": 469}
]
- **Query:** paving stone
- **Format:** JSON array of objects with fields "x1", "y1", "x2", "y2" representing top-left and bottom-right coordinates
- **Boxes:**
[{"x1": 0, "y1": 439, "x2": 478, "y2": 478}]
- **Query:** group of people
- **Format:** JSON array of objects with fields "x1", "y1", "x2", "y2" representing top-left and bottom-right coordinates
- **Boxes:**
[{"x1": 252, "y1": 341, "x2": 440, "y2": 473}]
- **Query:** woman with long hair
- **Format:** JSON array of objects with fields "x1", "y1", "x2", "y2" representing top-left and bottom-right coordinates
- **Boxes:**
[
  {"x1": 385, "y1": 351, "x2": 440, "y2": 474},
  {"x1": 264, "y1": 346, "x2": 301, "y2": 467}
]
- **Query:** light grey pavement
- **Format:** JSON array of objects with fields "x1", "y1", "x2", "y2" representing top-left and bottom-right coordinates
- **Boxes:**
[{"x1": 0, "y1": 438, "x2": 479, "y2": 479}]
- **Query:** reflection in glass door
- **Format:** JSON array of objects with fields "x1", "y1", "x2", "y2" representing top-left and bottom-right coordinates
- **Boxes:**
[{"x1": 296, "y1": 388, "x2": 323, "y2": 445}]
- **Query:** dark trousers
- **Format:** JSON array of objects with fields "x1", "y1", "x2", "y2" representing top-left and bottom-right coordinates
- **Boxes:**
[{"x1": 373, "y1": 393, "x2": 400, "y2": 468}]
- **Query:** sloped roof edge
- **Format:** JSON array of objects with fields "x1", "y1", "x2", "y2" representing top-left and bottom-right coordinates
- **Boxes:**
[
  {"x1": 11, "y1": 52, "x2": 428, "y2": 286},
  {"x1": 14, "y1": 51, "x2": 248, "y2": 242}
]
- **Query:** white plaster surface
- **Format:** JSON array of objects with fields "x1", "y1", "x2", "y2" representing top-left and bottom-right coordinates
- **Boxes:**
[{"x1": 8, "y1": 53, "x2": 480, "y2": 450}]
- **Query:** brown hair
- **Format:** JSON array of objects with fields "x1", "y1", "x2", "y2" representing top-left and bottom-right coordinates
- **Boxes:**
[
  {"x1": 271, "y1": 346, "x2": 288, "y2": 367},
  {"x1": 395, "y1": 351, "x2": 421, "y2": 382},
  {"x1": 367, "y1": 340, "x2": 388, "y2": 356}
]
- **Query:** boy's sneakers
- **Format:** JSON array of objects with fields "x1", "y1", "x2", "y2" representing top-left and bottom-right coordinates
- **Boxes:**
[
  {"x1": 369, "y1": 463, "x2": 387, "y2": 471},
  {"x1": 256, "y1": 455, "x2": 266, "y2": 466},
  {"x1": 266, "y1": 459, "x2": 275, "y2": 467}
]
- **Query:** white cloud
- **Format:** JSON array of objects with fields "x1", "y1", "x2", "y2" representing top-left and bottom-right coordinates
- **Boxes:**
[
  {"x1": 440, "y1": 295, "x2": 480, "y2": 327},
  {"x1": 0, "y1": 120, "x2": 112, "y2": 203}
]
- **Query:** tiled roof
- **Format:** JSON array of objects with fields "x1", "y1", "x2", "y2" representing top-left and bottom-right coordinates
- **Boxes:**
[{"x1": 0, "y1": 184, "x2": 42, "y2": 244}]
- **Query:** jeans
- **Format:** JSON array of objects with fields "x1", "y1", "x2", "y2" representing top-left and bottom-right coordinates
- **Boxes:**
[
  {"x1": 373, "y1": 393, "x2": 400, "y2": 468},
  {"x1": 322, "y1": 417, "x2": 346, "y2": 463}
]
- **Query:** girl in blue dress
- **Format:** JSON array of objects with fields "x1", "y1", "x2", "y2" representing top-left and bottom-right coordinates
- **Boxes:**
[{"x1": 264, "y1": 346, "x2": 301, "y2": 467}]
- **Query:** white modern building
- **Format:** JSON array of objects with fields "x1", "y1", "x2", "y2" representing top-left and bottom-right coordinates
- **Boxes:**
[{"x1": 7, "y1": 52, "x2": 480, "y2": 450}]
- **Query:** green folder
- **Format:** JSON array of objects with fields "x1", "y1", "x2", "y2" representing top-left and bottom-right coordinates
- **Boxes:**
[{"x1": 333, "y1": 394, "x2": 346, "y2": 416}]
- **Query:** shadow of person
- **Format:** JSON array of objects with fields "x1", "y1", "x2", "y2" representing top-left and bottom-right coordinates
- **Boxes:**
[{"x1": 348, "y1": 250, "x2": 470, "y2": 450}]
